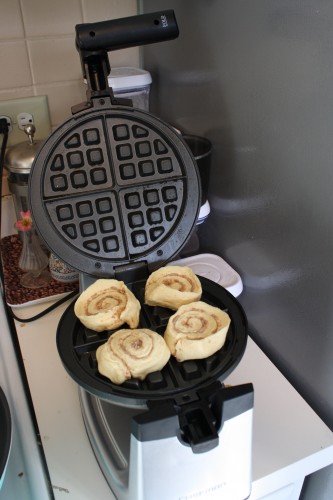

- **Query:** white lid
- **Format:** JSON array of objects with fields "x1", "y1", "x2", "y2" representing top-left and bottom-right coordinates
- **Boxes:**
[
  {"x1": 196, "y1": 200, "x2": 210, "y2": 224},
  {"x1": 108, "y1": 67, "x2": 152, "y2": 90},
  {"x1": 169, "y1": 253, "x2": 243, "y2": 297}
]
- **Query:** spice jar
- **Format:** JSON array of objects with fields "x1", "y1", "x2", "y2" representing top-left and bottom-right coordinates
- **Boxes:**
[{"x1": 49, "y1": 253, "x2": 79, "y2": 283}]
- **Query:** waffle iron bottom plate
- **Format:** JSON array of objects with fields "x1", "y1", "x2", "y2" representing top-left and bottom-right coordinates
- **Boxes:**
[{"x1": 57, "y1": 276, "x2": 248, "y2": 408}]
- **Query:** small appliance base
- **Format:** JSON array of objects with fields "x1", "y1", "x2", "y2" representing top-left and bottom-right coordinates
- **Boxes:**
[{"x1": 79, "y1": 384, "x2": 253, "y2": 500}]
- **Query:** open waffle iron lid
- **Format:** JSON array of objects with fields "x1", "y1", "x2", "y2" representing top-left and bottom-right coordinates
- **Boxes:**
[
  {"x1": 29, "y1": 10, "x2": 200, "y2": 278},
  {"x1": 29, "y1": 11, "x2": 248, "y2": 408},
  {"x1": 29, "y1": 99, "x2": 201, "y2": 277}
]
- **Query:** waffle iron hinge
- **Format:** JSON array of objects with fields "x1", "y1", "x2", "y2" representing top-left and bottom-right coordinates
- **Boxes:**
[{"x1": 114, "y1": 261, "x2": 149, "y2": 283}]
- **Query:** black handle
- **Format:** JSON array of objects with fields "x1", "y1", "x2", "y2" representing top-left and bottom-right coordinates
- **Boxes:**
[
  {"x1": 75, "y1": 10, "x2": 179, "y2": 100},
  {"x1": 76, "y1": 10, "x2": 179, "y2": 52}
]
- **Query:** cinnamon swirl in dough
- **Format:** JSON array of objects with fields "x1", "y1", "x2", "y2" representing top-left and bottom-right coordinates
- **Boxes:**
[
  {"x1": 96, "y1": 328, "x2": 171, "y2": 384},
  {"x1": 164, "y1": 301, "x2": 231, "y2": 362},
  {"x1": 74, "y1": 279, "x2": 140, "y2": 332},
  {"x1": 145, "y1": 266, "x2": 202, "y2": 310}
]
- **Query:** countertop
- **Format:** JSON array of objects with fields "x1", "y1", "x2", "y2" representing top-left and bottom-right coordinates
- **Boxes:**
[{"x1": 9, "y1": 297, "x2": 333, "y2": 500}]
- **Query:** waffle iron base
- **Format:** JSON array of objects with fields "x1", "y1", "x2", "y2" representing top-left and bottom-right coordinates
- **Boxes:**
[{"x1": 56, "y1": 276, "x2": 248, "y2": 408}]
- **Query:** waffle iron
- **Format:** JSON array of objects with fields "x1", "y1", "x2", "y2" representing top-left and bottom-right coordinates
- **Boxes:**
[
  {"x1": 29, "y1": 12, "x2": 253, "y2": 499},
  {"x1": 29, "y1": 9, "x2": 249, "y2": 401}
]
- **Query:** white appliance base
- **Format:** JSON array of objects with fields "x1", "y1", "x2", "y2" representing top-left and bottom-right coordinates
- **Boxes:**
[{"x1": 79, "y1": 388, "x2": 253, "y2": 500}]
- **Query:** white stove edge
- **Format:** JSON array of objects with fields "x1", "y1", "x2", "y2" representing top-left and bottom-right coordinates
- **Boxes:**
[{"x1": 0, "y1": 297, "x2": 51, "y2": 499}]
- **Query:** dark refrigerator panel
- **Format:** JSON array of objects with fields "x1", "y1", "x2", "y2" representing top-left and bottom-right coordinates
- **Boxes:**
[{"x1": 140, "y1": 0, "x2": 333, "y2": 434}]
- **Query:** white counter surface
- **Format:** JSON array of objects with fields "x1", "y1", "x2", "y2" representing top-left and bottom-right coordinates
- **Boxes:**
[{"x1": 7, "y1": 298, "x2": 333, "y2": 500}]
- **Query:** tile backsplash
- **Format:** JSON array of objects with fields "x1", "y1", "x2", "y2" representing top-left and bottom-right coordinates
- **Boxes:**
[{"x1": 0, "y1": 0, "x2": 139, "y2": 130}]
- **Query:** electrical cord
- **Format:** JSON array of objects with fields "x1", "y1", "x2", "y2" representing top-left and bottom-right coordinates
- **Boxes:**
[
  {"x1": 10, "y1": 288, "x2": 78, "y2": 322},
  {"x1": 0, "y1": 117, "x2": 78, "y2": 322}
]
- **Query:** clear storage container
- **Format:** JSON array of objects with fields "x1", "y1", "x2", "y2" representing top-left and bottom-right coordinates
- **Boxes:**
[{"x1": 108, "y1": 67, "x2": 152, "y2": 111}]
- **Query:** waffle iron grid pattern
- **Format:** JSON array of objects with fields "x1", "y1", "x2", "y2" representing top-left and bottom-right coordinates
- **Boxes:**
[
  {"x1": 57, "y1": 277, "x2": 248, "y2": 404},
  {"x1": 41, "y1": 113, "x2": 187, "y2": 263}
]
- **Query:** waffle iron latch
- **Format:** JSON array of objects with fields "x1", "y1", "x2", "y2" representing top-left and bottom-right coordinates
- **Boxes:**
[
  {"x1": 72, "y1": 11, "x2": 179, "y2": 113},
  {"x1": 178, "y1": 401, "x2": 219, "y2": 453},
  {"x1": 132, "y1": 383, "x2": 254, "y2": 454},
  {"x1": 178, "y1": 382, "x2": 254, "y2": 453}
]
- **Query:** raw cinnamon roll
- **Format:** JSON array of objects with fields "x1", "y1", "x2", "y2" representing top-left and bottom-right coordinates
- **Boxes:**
[
  {"x1": 74, "y1": 279, "x2": 140, "y2": 332},
  {"x1": 164, "y1": 301, "x2": 231, "y2": 362},
  {"x1": 145, "y1": 266, "x2": 202, "y2": 310},
  {"x1": 96, "y1": 328, "x2": 171, "y2": 384}
]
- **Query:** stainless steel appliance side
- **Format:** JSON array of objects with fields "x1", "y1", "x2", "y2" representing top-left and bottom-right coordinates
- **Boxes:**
[{"x1": 140, "y1": 0, "x2": 333, "y2": 435}]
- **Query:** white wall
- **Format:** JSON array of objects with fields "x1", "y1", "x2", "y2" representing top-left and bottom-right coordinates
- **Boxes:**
[{"x1": 0, "y1": 0, "x2": 139, "y2": 129}]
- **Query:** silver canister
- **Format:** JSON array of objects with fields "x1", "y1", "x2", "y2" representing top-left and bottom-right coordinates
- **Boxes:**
[{"x1": 4, "y1": 124, "x2": 43, "y2": 220}]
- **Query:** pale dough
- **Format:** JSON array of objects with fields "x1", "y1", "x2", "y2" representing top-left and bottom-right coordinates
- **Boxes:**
[
  {"x1": 74, "y1": 279, "x2": 140, "y2": 332},
  {"x1": 96, "y1": 328, "x2": 171, "y2": 384},
  {"x1": 164, "y1": 301, "x2": 231, "y2": 362},
  {"x1": 145, "y1": 265, "x2": 202, "y2": 310}
]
